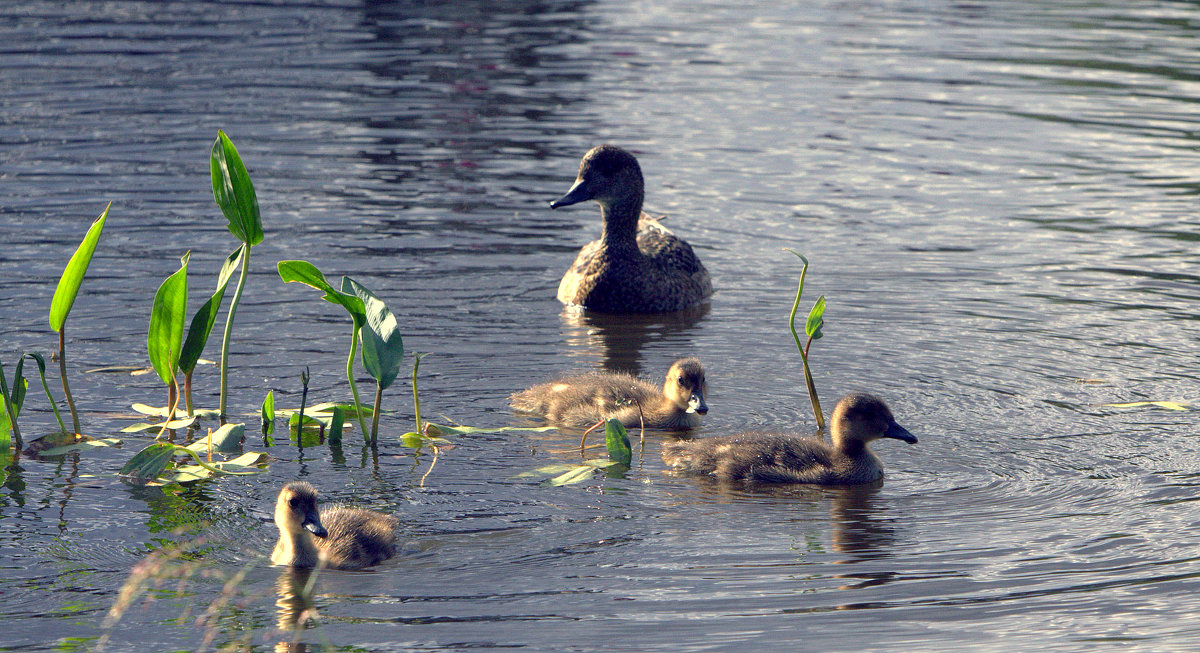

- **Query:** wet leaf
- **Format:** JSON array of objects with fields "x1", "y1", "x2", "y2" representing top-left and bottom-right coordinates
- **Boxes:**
[
  {"x1": 426, "y1": 423, "x2": 557, "y2": 435},
  {"x1": 604, "y1": 418, "x2": 632, "y2": 466},
  {"x1": 184, "y1": 423, "x2": 244, "y2": 454},
  {"x1": 1103, "y1": 401, "x2": 1189, "y2": 411},
  {"x1": 50, "y1": 203, "x2": 109, "y2": 332},
  {"x1": 165, "y1": 452, "x2": 268, "y2": 484},
  {"x1": 210, "y1": 131, "x2": 263, "y2": 246},
  {"x1": 548, "y1": 465, "x2": 599, "y2": 486},
  {"x1": 806, "y1": 295, "x2": 825, "y2": 340},
  {"x1": 261, "y1": 389, "x2": 275, "y2": 435},
  {"x1": 121, "y1": 416, "x2": 197, "y2": 433},
  {"x1": 120, "y1": 442, "x2": 178, "y2": 482},
  {"x1": 328, "y1": 405, "x2": 344, "y2": 444}
]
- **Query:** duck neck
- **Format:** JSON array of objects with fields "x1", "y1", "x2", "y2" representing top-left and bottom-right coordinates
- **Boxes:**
[{"x1": 599, "y1": 194, "x2": 643, "y2": 255}]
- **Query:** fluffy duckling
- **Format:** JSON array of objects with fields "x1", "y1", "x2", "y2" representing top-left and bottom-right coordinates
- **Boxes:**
[
  {"x1": 551, "y1": 145, "x2": 712, "y2": 313},
  {"x1": 511, "y1": 358, "x2": 708, "y2": 430},
  {"x1": 662, "y1": 393, "x2": 917, "y2": 484},
  {"x1": 271, "y1": 482, "x2": 397, "y2": 570}
]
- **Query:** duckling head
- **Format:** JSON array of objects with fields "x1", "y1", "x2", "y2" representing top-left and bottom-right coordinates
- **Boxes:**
[
  {"x1": 275, "y1": 482, "x2": 328, "y2": 539},
  {"x1": 830, "y1": 393, "x2": 917, "y2": 448},
  {"x1": 550, "y1": 145, "x2": 644, "y2": 211},
  {"x1": 664, "y1": 357, "x2": 708, "y2": 415}
]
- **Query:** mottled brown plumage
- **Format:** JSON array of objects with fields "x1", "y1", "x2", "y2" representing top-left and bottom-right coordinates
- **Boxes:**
[
  {"x1": 271, "y1": 482, "x2": 397, "y2": 570},
  {"x1": 511, "y1": 358, "x2": 708, "y2": 430},
  {"x1": 662, "y1": 393, "x2": 917, "y2": 485},
  {"x1": 551, "y1": 145, "x2": 712, "y2": 313}
]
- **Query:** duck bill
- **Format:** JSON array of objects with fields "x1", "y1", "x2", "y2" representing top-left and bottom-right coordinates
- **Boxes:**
[
  {"x1": 302, "y1": 510, "x2": 328, "y2": 538},
  {"x1": 884, "y1": 422, "x2": 918, "y2": 444},
  {"x1": 687, "y1": 391, "x2": 708, "y2": 415},
  {"x1": 549, "y1": 178, "x2": 592, "y2": 209}
]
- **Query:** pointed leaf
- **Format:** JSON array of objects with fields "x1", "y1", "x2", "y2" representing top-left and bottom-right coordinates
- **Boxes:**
[
  {"x1": 604, "y1": 418, "x2": 632, "y2": 466},
  {"x1": 180, "y1": 245, "x2": 244, "y2": 374},
  {"x1": 121, "y1": 416, "x2": 197, "y2": 433},
  {"x1": 328, "y1": 405, "x2": 344, "y2": 444},
  {"x1": 261, "y1": 390, "x2": 275, "y2": 435},
  {"x1": 210, "y1": 131, "x2": 263, "y2": 246},
  {"x1": 548, "y1": 465, "x2": 600, "y2": 486},
  {"x1": 50, "y1": 203, "x2": 109, "y2": 331},
  {"x1": 184, "y1": 423, "x2": 245, "y2": 454},
  {"x1": 344, "y1": 277, "x2": 404, "y2": 390},
  {"x1": 277, "y1": 261, "x2": 366, "y2": 327},
  {"x1": 119, "y1": 442, "x2": 178, "y2": 482},
  {"x1": 805, "y1": 295, "x2": 825, "y2": 340},
  {"x1": 147, "y1": 256, "x2": 189, "y2": 386}
]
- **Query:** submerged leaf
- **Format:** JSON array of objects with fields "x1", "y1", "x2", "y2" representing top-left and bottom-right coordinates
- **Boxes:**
[
  {"x1": 38, "y1": 437, "x2": 122, "y2": 457},
  {"x1": 120, "y1": 442, "x2": 178, "y2": 482},
  {"x1": 548, "y1": 465, "x2": 600, "y2": 486}
]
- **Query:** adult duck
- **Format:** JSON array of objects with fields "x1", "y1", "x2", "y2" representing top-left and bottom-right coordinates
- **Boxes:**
[{"x1": 550, "y1": 145, "x2": 712, "y2": 313}]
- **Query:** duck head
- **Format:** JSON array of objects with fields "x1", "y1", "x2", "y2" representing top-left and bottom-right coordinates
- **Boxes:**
[
  {"x1": 665, "y1": 357, "x2": 708, "y2": 415},
  {"x1": 276, "y1": 482, "x2": 328, "y2": 538},
  {"x1": 550, "y1": 145, "x2": 645, "y2": 211},
  {"x1": 831, "y1": 393, "x2": 917, "y2": 447}
]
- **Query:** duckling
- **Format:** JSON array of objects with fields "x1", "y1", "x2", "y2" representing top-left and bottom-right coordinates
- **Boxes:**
[
  {"x1": 511, "y1": 358, "x2": 708, "y2": 430},
  {"x1": 271, "y1": 482, "x2": 397, "y2": 570},
  {"x1": 662, "y1": 393, "x2": 917, "y2": 484},
  {"x1": 550, "y1": 145, "x2": 712, "y2": 313}
]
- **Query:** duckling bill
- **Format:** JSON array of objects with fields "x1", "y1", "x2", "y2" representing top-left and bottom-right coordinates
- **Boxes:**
[
  {"x1": 662, "y1": 393, "x2": 916, "y2": 485},
  {"x1": 511, "y1": 357, "x2": 708, "y2": 430},
  {"x1": 551, "y1": 145, "x2": 712, "y2": 313},
  {"x1": 271, "y1": 482, "x2": 397, "y2": 570}
]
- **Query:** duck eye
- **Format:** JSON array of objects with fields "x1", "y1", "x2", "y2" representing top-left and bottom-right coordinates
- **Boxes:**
[{"x1": 288, "y1": 497, "x2": 299, "y2": 509}]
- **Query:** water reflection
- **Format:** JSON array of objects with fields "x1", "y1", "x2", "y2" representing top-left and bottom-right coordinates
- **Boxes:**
[
  {"x1": 559, "y1": 304, "x2": 709, "y2": 375},
  {"x1": 274, "y1": 567, "x2": 318, "y2": 653}
]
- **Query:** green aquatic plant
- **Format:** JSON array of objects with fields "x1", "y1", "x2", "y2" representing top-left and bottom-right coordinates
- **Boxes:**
[
  {"x1": 785, "y1": 250, "x2": 826, "y2": 430},
  {"x1": 260, "y1": 389, "x2": 275, "y2": 437},
  {"x1": 147, "y1": 253, "x2": 189, "y2": 437},
  {"x1": 0, "y1": 358, "x2": 27, "y2": 447},
  {"x1": 211, "y1": 130, "x2": 264, "y2": 424},
  {"x1": 178, "y1": 246, "x2": 243, "y2": 417},
  {"x1": 400, "y1": 353, "x2": 449, "y2": 486},
  {"x1": 521, "y1": 418, "x2": 633, "y2": 486},
  {"x1": 120, "y1": 425, "x2": 266, "y2": 485},
  {"x1": 49, "y1": 202, "x2": 110, "y2": 435},
  {"x1": 277, "y1": 260, "x2": 373, "y2": 440},
  {"x1": 345, "y1": 278, "x2": 405, "y2": 446}
]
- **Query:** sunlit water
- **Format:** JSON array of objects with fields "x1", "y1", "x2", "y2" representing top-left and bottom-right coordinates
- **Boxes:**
[{"x1": 4, "y1": 0, "x2": 1200, "y2": 650}]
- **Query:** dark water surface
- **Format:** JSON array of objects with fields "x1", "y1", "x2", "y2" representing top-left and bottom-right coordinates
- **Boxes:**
[{"x1": 5, "y1": 1, "x2": 1200, "y2": 651}]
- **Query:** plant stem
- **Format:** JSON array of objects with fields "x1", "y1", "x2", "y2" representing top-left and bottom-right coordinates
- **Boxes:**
[
  {"x1": 28, "y1": 354, "x2": 67, "y2": 435},
  {"x1": 370, "y1": 382, "x2": 383, "y2": 446},
  {"x1": 218, "y1": 243, "x2": 251, "y2": 425},
  {"x1": 297, "y1": 367, "x2": 309, "y2": 440},
  {"x1": 58, "y1": 327, "x2": 81, "y2": 434},
  {"x1": 787, "y1": 253, "x2": 825, "y2": 430},
  {"x1": 411, "y1": 353, "x2": 424, "y2": 437},
  {"x1": 155, "y1": 375, "x2": 181, "y2": 441},
  {"x1": 183, "y1": 370, "x2": 194, "y2": 417},
  {"x1": 345, "y1": 325, "x2": 369, "y2": 441}
]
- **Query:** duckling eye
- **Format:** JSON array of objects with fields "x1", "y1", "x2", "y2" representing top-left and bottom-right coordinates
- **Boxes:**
[{"x1": 288, "y1": 497, "x2": 299, "y2": 509}]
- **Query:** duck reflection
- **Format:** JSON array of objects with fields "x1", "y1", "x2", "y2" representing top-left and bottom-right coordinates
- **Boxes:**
[
  {"x1": 559, "y1": 303, "x2": 708, "y2": 376},
  {"x1": 274, "y1": 567, "x2": 318, "y2": 653}
]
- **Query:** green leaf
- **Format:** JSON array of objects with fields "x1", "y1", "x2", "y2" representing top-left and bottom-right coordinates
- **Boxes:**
[
  {"x1": 805, "y1": 295, "x2": 825, "y2": 340},
  {"x1": 121, "y1": 416, "x2": 197, "y2": 433},
  {"x1": 604, "y1": 418, "x2": 632, "y2": 466},
  {"x1": 1103, "y1": 401, "x2": 1189, "y2": 411},
  {"x1": 261, "y1": 390, "x2": 275, "y2": 435},
  {"x1": 9, "y1": 357, "x2": 27, "y2": 419},
  {"x1": 165, "y1": 452, "x2": 268, "y2": 484},
  {"x1": 50, "y1": 202, "x2": 109, "y2": 332},
  {"x1": 38, "y1": 437, "x2": 121, "y2": 457},
  {"x1": 277, "y1": 260, "x2": 366, "y2": 328},
  {"x1": 147, "y1": 254, "x2": 189, "y2": 386},
  {"x1": 184, "y1": 423, "x2": 245, "y2": 454},
  {"x1": 424, "y1": 423, "x2": 558, "y2": 436},
  {"x1": 210, "y1": 131, "x2": 263, "y2": 246},
  {"x1": 344, "y1": 277, "x2": 404, "y2": 391},
  {"x1": 328, "y1": 405, "x2": 344, "y2": 444},
  {"x1": 130, "y1": 403, "x2": 219, "y2": 419},
  {"x1": 179, "y1": 245, "x2": 244, "y2": 374},
  {"x1": 120, "y1": 442, "x2": 179, "y2": 482}
]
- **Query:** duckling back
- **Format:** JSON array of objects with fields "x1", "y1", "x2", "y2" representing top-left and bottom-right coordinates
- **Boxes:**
[{"x1": 318, "y1": 505, "x2": 398, "y2": 570}]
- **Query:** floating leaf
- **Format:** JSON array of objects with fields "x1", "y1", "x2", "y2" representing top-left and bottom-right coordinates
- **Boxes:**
[
  {"x1": 184, "y1": 423, "x2": 244, "y2": 454},
  {"x1": 147, "y1": 254, "x2": 189, "y2": 386},
  {"x1": 50, "y1": 203, "x2": 109, "y2": 332},
  {"x1": 211, "y1": 131, "x2": 263, "y2": 246},
  {"x1": 548, "y1": 465, "x2": 600, "y2": 486},
  {"x1": 1103, "y1": 401, "x2": 1189, "y2": 411},
  {"x1": 426, "y1": 423, "x2": 557, "y2": 436},
  {"x1": 165, "y1": 452, "x2": 268, "y2": 484},
  {"x1": 120, "y1": 442, "x2": 178, "y2": 482},
  {"x1": 130, "y1": 403, "x2": 219, "y2": 419},
  {"x1": 121, "y1": 416, "x2": 197, "y2": 433},
  {"x1": 38, "y1": 437, "x2": 122, "y2": 457}
]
